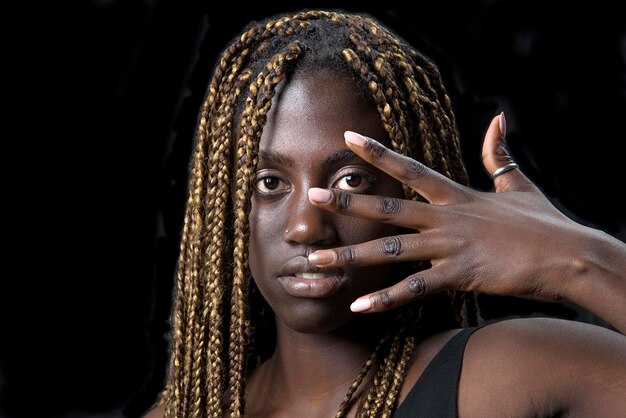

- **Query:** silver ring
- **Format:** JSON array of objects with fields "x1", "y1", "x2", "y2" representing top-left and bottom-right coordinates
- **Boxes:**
[{"x1": 491, "y1": 162, "x2": 518, "y2": 179}]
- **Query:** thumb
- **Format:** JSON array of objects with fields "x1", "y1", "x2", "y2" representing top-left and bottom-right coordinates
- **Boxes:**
[{"x1": 481, "y1": 112, "x2": 533, "y2": 192}]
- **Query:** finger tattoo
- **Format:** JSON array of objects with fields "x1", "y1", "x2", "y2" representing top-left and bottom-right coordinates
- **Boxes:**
[
  {"x1": 337, "y1": 192, "x2": 352, "y2": 210},
  {"x1": 406, "y1": 159, "x2": 426, "y2": 179},
  {"x1": 495, "y1": 141, "x2": 509, "y2": 158},
  {"x1": 382, "y1": 236, "x2": 402, "y2": 256},
  {"x1": 367, "y1": 140, "x2": 386, "y2": 159},
  {"x1": 341, "y1": 247, "x2": 356, "y2": 263},
  {"x1": 380, "y1": 197, "x2": 400, "y2": 215},
  {"x1": 408, "y1": 276, "x2": 426, "y2": 296},
  {"x1": 381, "y1": 291, "x2": 394, "y2": 306}
]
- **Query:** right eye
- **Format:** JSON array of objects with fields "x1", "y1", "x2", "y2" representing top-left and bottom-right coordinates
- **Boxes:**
[{"x1": 255, "y1": 175, "x2": 289, "y2": 195}]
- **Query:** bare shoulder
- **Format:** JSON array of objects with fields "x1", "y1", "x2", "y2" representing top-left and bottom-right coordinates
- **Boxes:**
[
  {"x1": 142, "y1": 404, "x2": 165, "y2": 418},
  {"x1": 467, "y1": 317, "x2": 625, "y2": 355},
  {"x1": 459, "y1": 317, "x2": 626, "y2": 416}
]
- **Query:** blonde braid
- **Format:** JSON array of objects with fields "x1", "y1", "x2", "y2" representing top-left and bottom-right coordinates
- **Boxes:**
[
  {"x1": 367, "y1": 23, "x2": 465, "y2": 182},
  {"x1": 229, "y1": 42, "x2": 305, "y2": 416},
  {"x1": 381, "y1": 333, "x2": 416, "y2": 418},
  {"x1": 393, "y1": 49, "x2": 467, "y2": 183},
  {"x1": 346, "y1": 19, "x2": 412, "y2": 156},
  {"x1": 334, "y1": 335, "x2": 389, "y2": 418},
  {"x1": 370, "y1": 331, "x2": 405, "y2": 414},
  {"x1": 170, "y1": 81, "x2": 213, "y2": 415},
  {"x1": 343, "y1": 26, "x2": 417, "y2": 199},
  {"x1": 203, "y1": 68, "x2": 254, "y2": 416}
]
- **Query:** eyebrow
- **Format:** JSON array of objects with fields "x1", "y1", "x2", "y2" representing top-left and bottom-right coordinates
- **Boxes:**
[
  {"x1": 258, "y1": 149, "x2": 360, "y2": 169},
  {"x1": 259, "y1": 150, "x2": 294, "y2": 167},
  {"x1": 322, "y1": 149, "x2": 360, "y2": 168}
]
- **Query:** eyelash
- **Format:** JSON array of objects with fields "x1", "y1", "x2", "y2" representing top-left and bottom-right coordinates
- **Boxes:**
[
  {"x1": 255, "y1": 175, "x2": 289, "y2": 197},
  {"x1": 332, "y1": 170, "x2": 377, "y2": 193},
  {"x1": 254, "y1": 169, "x2": 377, "y2": 198}
]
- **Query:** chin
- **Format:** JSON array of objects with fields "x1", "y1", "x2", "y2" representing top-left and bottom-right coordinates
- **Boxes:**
[{"x1": 276, "y1": 298, "x2": 356, "y2": 334}]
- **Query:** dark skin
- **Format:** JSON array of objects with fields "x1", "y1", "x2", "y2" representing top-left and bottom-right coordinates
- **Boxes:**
[
  {"x1": 248, "y1": 71, "x2": 626, "y2": 417},
  {"x1": 145, "y1": 71, "x2": 626, "y2": 418},
  {"x1": 247, "y1": 71, "x2": 404, "y2": 335},
  {"x1": 246, "y1": 72, "x2": 405, "y2": 417}
]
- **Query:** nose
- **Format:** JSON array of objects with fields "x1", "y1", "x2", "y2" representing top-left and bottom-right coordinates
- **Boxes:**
[{"x1": 283, "y1": 190, "x2": 337, "y2": 246}]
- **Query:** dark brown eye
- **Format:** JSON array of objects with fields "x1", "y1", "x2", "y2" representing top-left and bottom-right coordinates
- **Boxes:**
[
  {"x1": 345, "y1": 174, "x2": 362, "y2": 187},
  {"x1": 255, "y1": 176, "x2": 287, "y2": 195},
  {"x1": 334, "y1": 173, "x2": 367, "y2": 191},
  {"x1": 263, "y1": 177, "x2": 279, "y2": 190}
]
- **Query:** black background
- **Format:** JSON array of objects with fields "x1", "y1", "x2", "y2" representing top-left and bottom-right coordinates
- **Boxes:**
[{"x1": 2, "y1": 1, "x2": 624, "y2": 417}]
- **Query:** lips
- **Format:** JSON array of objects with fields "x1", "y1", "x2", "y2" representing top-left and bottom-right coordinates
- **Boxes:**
[
  {"x1": 295, "y1": 272, "x2": 329, "y2": 279},
  {"x1": 277, "y1": 256, "x2": 346, "y2": 298}
]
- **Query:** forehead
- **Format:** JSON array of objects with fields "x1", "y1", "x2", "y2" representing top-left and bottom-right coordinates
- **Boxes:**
[{"x1": 259, "y1": 71, "x2": 387, "y2": 153}]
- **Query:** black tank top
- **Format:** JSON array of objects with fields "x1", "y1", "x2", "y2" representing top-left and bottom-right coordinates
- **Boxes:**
[{"x1": 393, "y1": 326, "x2": 480, "y2": 418}]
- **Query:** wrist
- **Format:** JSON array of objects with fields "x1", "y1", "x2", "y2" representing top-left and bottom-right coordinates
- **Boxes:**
[{"x1": 565, "y1": 227, "x2": 626, "y2": 333}]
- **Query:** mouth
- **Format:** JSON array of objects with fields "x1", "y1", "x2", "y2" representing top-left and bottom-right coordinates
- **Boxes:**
[
  {"x1": 278, "y1": 257, "x2": 347, "y2": 298},
  {"x1": 295, "y1": 272, "x2": 330, "y2": 279}
]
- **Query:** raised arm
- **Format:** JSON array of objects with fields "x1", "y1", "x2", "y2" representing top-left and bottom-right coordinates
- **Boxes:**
[{"x1": 307, "y1": 113, "x2": 626, "y2": 333}]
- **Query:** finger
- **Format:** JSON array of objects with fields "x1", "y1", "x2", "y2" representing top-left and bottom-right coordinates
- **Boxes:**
[
  {"x1": 344, "y1": 131, "x2": 467, "y2": 204},
  {"x1": 349, "y1": 268, "x2": 454, "y2": 313},
  {"x1": 307, "y1": 188, "x2": 443, "y2": 230},
  {"x1": 481, "y1": 112, "x2": 536, "y2": 192},
  {"x1": 307, "y1": 232, "x2": 442, "y2": 267}
]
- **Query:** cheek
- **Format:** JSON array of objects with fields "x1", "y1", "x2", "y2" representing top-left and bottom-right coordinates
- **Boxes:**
[
  {"x1": 248, "y1": 201, "x2": 283, "y2": 278},
  {"x1": 337, "y1": 215, "x2": 400, "y2": 245}
]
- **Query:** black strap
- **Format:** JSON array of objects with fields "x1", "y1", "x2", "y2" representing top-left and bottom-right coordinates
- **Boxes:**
[{"x1": 392, "y1": 326, "x2": 480, "y2": 418}]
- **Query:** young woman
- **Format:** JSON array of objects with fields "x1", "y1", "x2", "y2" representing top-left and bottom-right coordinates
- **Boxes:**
[{"x1": 144, "y1": 9, "x2": 626, "y2": 417}]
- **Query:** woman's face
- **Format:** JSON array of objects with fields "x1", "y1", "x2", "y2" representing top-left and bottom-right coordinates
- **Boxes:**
[{"x1": 248, "y1": 71, "x2": 404, "y2": 333}]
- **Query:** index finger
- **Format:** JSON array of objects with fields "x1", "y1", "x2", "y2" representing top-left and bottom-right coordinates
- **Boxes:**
[{"x1": 344, "y1": 131, "x2": 464, "y2": 204}]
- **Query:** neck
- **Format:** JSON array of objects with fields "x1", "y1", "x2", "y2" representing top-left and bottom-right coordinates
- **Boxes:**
[{"x1": 256, "y1": 314, "x2": 391, "y2": 410}]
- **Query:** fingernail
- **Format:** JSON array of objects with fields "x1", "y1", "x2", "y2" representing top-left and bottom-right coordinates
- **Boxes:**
[
  {"x1": 308, "y1": 251, "x2": 334, "y2": 265},
  {"x1": 499, "y1": 111, "x2": 507, "y2": 139},
  {"x1": 308, "y1": 188, "x2": 332, "y2": 203},
  {"x1": 344, "y1": 131, "x2": 367, "y2": 147},
  {"x1": 350, "y1": 298, "x2": 372, "y2": 313}
]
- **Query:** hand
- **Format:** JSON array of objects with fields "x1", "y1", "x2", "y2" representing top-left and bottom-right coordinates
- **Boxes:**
[{"x1": 307, "y1": 113, "x2": 597, "y2": 313}]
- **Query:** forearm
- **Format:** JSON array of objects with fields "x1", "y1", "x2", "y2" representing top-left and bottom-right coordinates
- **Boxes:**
[{"x1": 565, "y1": 227, "x2": 626, "y2": 334}]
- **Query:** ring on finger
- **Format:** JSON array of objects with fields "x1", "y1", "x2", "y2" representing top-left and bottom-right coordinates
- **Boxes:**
[{"x1": 491, "y1": 162, "x2": 518, "y2": 179}]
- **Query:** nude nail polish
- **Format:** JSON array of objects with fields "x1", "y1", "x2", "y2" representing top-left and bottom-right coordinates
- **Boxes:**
[{"x1": 350, "y1": 298, "x2": 372, "y2": 312}]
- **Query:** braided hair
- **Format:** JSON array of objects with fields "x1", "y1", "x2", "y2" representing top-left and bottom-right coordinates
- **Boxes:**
[{"x1": 159, "y1": 9, "x2": 478, "y2": 417}]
